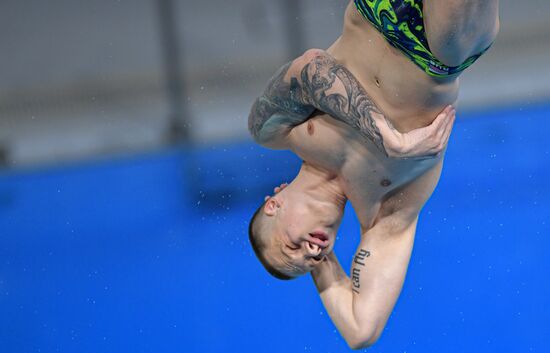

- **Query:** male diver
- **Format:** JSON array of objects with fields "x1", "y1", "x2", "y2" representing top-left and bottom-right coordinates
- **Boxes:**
[{"x1": 247, "y1": 0, "x2": 499, "y2": 349}]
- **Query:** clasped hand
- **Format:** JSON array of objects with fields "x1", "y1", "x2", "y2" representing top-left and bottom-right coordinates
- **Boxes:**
[{"x1": 372, "y1": 105, "x2": 456, "y2": 159}]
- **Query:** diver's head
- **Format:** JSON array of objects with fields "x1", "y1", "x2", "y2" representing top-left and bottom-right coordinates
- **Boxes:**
[{"x1": 249, "y1": 177, "x2": 345, "y2": 280}]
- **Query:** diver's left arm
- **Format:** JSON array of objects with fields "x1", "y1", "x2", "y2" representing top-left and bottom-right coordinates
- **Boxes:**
[
  {"x1": 311, "y1": 159, "x2": 444, "y2": 349},
  {"x1": 248, "y1": 49, "x2": 455, "y2": 157}
]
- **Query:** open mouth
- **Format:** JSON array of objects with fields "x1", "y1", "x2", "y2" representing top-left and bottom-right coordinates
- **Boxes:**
[{"x1": 309, "y1": 231, "x2": 330, "y2": 248}]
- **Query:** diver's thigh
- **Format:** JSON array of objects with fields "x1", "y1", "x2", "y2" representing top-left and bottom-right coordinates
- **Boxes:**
[
  {"x1": 423, "y1": 0, "x2": 499, "y2": 38},
  {"x1": 423, "y1": 0, "x2": 499, "y2": 64}
]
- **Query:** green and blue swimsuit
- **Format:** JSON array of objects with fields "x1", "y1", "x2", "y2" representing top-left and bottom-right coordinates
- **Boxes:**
[{"x1": 354, "y1": 0, "x2": 491, "y2": 77}]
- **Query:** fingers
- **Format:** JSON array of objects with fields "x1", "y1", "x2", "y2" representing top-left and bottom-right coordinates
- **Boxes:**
[
  {"x1": 373, "y1": 105, "x2": 455, "y2": 159},
  {"x1": 273, "y1": 183, "x2": 288, "y2": 194},
  {"x1": 405, "y1": 106, "x2": 452, "y2": 142},
  {"x1": 268, "y1": 183, "x2": 288, "y2": 201},
  {"x1": 432, "y1": 105, "x2": 456, "y2": 143},
  {"x1": 396, "y1": 106, "x2": 456, "y2": 159},
  {"x1": 427, "y1": 105, "x2": 454, "y2": 134},
  {"x1": 441, "y1": 109, "x2": 456, "y2": 147},
  {"x1": 430, "y1": 108, "x2": 456, "y2": 155}
]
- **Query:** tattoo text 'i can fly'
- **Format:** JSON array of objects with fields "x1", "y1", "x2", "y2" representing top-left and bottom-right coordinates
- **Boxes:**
[{"x1": 352, "y1": 248, "x2": 371, "y2": 294}]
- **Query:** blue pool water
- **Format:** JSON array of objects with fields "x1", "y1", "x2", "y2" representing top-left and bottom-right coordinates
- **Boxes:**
[{"x1": 0, "y1": 103, "x2": 549, "y2": 352}]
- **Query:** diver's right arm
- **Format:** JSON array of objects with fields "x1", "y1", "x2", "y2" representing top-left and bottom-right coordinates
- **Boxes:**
[
  {"x1": 311, "y1": 160, "x2": 444, "y2": 349},
  {"x1": 311, "y1": 218, "x2": 418, "y2": 349}
]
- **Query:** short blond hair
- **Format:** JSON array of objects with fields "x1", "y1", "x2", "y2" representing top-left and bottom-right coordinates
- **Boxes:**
[{"x1": 248, "y1": 200, "x2": 294, "y2": 280}]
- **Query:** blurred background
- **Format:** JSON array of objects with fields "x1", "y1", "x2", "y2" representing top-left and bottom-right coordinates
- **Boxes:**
[{"x1": 0, "y1": 0, "x2": 548, "y2": 352}]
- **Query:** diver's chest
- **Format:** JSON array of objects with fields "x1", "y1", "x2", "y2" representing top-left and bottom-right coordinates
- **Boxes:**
[
  {"x1": 290, "y1": 116, "x2": 357, "y2": 172},
  {"x1": 343, "y1": 154, "x2": 436, "y2": 202}
]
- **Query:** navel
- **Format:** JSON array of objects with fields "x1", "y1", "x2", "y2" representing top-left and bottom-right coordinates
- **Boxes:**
[
  {"x1": 380, "y1": 178, "x2": 392, "y2": 187},
  {"x1": 374, "y1": 76, "x2": 381, "y2": 87},
  {"x1": 307, "y1": 121, "x2": 315, "y2": 135}
]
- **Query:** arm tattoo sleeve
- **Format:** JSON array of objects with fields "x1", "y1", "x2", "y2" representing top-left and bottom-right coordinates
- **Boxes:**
[
  {"x1": 299, "y1": 54, "x2": 386, "y2": 154},
  {"x1": 248, "y1": 62, "x2": 315, "y2": 144},
  {"x1": 248, "y1": 51, "x2": 386, "y2": 154}
]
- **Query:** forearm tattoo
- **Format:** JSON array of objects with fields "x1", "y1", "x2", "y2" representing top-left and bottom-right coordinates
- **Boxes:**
[
  {"x1": 248, "y1": 51, "x2": 386, "y2": 154},
  {"x1": 351, "y1": 248, "x2": 371, "y2": 294}
]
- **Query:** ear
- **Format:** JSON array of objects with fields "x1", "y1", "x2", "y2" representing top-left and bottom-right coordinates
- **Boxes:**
[{"x1": 263, "y1": 197, "x2": 281, "y2": 216}]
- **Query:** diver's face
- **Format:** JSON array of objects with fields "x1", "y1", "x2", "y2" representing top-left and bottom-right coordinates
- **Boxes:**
[{"x1": 262, "y1": 190, "x2": 343, "y2": 277}]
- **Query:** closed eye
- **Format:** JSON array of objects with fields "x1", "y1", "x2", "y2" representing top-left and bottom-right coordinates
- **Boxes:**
[{"x1": 283, "y1": 234, "x2": 301, "y2": 251}]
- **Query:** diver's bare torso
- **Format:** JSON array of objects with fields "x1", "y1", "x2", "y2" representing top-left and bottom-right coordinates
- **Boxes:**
[
  {"x1": 327, "y1": 1, "x2": 498, "y2": 132},
  {"x1": 289, "y1": 112, "x2": 439, "y2": 230},
  {"x1": 284, "y1": 0, "x2": 498, "y2": 229}
]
